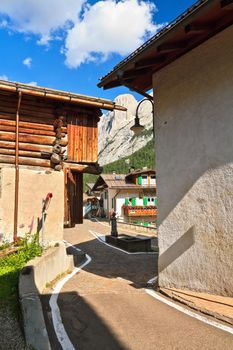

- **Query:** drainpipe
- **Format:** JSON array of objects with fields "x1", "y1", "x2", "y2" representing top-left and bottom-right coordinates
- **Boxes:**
[{"x1": 13, "y1": 90, "x2": 22, "y2": 243}]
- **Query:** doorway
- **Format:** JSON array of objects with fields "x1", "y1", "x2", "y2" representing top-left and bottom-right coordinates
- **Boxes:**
[{"x1": 64, "y1": 169, "x2": 83, "y2": 227}]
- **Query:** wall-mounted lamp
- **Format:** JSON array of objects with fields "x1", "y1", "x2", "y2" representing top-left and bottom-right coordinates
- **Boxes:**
[{"x1": 130, "y1": 98, "x2": 154, "y2": 136}]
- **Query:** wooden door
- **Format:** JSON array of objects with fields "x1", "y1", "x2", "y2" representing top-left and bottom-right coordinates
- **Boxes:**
[{"x1": 64, "y1": 169, "x2": 83, "y2": 227}]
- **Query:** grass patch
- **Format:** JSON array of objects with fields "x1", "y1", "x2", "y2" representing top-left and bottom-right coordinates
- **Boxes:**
[{"x1": 0, "y1": 234, "x2": 42, "y2": 313}]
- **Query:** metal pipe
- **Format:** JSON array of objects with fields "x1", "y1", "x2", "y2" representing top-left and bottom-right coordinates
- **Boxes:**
[
  {"x1": 0, "y1": 82, "x2": 127, "y2": 112},
  {"x1": 13, "y1": 90, "x2": 22, "y2": 242}
]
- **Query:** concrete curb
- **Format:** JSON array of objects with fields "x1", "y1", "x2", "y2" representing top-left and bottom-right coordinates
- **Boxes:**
[
  {"x1": 160, "y1": 288, "x2": 233, "y2": 326},
  {"x1": 18, "y1": 241, "x2": 76, "y2": 350}
]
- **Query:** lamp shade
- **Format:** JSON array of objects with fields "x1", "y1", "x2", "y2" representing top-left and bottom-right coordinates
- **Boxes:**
[{"x1": 130, "y1": 116, "x2": 145, "y2": 135}]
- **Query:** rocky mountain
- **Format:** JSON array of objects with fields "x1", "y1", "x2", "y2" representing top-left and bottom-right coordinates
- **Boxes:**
[{"x1": 98, "y1": 94, "x2": 154, "y2": 166}]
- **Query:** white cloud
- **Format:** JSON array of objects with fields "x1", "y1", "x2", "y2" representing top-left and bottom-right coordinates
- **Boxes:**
[
  {"x1": 65, "y1": 0, "x2": 163, "y2": 68},
  {"x1": 27, "y1": 81, "x2": 38, "y2": 86},
  {"x1": 0, "y1": 74, "x2": 9, "y2": 80},
  {"x1": 23, "y1": 57, "x2": 32, "y2": 68},
  {"x1": 0, "y1": 0, "x2": 164, "y2": 67},
  {"x1": 0, "y1": 0, "x2": 85, "y2": 44}
]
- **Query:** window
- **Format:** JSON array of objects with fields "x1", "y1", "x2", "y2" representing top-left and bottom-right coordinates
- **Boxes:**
[
  {"x1": 104, "y1": 191, "x2": 107, "y2": 200},
  {"x1": 142, "y1": 175, "x2": 148, "y2": 185},
  {"x1": 150, "y1": 175, "x2": 156, "y2": 185}
]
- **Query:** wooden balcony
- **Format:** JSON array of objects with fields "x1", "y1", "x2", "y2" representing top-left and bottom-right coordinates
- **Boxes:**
[{"x1": 123, "y1": 205, "x2": 157, "y2": 217}]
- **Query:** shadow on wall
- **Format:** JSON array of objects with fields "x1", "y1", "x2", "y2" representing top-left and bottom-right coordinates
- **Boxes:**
[{"x1": 159, "y1": 226, "x2": 195, "y2": 274}]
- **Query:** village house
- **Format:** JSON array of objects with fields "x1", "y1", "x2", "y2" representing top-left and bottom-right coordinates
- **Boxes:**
[
  {"x1": 98, "y1": 0, "x2": 233, "y2": 296},
  {"x1": 92, "y1": 169, "x2": 157, "y2": 226},
  {"x1": 0, "y1": 80, "x2": 125, "y2": 243}
]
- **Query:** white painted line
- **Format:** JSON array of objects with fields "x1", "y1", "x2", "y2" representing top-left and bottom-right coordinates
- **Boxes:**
[
  {"x1": 147, "y1": 276, "x2": 157, "y2": 285},
  {"x1": 145, "y1": 289, "x2": 233, "y2": 335},
  {"x1": 89, "y1": 230, "x2": 157, "y2": 255},
  {"x1": 49, "y1": 242, "x2": 92, "y2": 350},
  {"x1": 91, "y1": 217, "x2": 110, "y2": 228},
  {"x1": 63, "y1": 240, "x2": 83, "y2": 251}
]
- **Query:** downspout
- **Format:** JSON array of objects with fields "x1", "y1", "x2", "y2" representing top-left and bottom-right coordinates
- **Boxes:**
[{"x1": 13, "y1": 90, "x2": 22, "y2": 242}]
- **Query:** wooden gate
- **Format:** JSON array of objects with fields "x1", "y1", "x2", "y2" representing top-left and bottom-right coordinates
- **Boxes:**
[{"x1": 64, "y1": 169, "x2": 83, "y2": 227}]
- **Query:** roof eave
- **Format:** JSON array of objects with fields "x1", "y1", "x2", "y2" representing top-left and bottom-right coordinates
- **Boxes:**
[{"x1": 98, "y1": 0, "x2": 233, "y2": 92}]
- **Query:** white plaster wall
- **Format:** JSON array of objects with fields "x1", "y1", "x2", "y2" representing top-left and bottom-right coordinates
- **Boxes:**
[
  {"x1": 116, "y1": 197, "x2": 125, "y2": 217},
  {"x1": 153, "y1": 25, "x2": 233, "y2": 296},
  {"x1": 0, "y1": 166, "x2": 64, "y2": 242}
]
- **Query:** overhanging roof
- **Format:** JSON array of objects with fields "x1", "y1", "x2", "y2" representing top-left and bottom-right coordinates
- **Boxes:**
[
  {"x1": 92, "y1": 173, "x2": 156, "y2": 191},
  {"x1": 0, "y1": 80, "x2": 127, "y2": 112},
  {"x1": 98, "y1": 0, "x2": 233, "y2": 93}
]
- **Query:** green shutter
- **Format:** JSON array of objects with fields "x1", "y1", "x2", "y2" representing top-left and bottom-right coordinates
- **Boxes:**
[
  {"x1": 143, "y1": 197, "x2": 148, "y2": 205},
  {"x1": 132, "y1": 198, "x2": 136, "y2": 206},
  {"x1": 125, "y1": 198, "x2": 129, "y2": 206},
  {"x1": 138, "y1": 176, "x2": 142, "y2": 185},
  {"x1": 154, "y1": 197, "x2": 158, "y2": 206}
]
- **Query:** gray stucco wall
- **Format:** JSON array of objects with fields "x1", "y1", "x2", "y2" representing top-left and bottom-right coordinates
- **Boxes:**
[{"x1": 153, "y1": 25, "x2": 233, "y2": 296}]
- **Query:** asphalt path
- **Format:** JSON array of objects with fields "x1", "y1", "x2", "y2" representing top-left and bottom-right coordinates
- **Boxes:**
[{"x1": 43, "y1": 219, "x2": 233, "y2": 350}]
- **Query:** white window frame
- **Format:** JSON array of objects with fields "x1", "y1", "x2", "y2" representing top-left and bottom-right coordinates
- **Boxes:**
[
  {"x1": 150, "y1": 175, "x2": 156, "y2": 185},
  {"x1": 141, "y1": 175, "x2": 148, "y2": 185}
]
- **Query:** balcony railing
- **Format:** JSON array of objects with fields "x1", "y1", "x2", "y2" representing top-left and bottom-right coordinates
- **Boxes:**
[{"x1": 123, "y1": 205, "x2": 157, "y2": 217}]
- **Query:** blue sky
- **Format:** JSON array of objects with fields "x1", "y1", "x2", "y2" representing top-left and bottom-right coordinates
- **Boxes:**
[{"x1": 0, "y1": 0, "x2": 196, "y2": 101}]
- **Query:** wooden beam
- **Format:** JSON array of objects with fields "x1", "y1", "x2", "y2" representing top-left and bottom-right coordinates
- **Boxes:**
[
  {"x1": 221, "y1": 0, "x2": 233, "y2": 9},
  {"x1": 122, "y1": 67, "x2": 152, "y2": 79},
  {"x1": 0, "y1": 131, "x2": 56, "y2": 145},
  {"x1": 0, "y1": 117, "x2": 67, "y2": 133},
  {"x1": 103, "y1": 80, "x2": 122, "y2": 89},
  {"x1": 0, "y1": 124, "x2": 56, "y2": 136},
  {"x1": 0, "y1": 148, "x2": 42, "y2": 158},
  {"x1": 157, "y1": 41, "x2": 188, "y2": 52},
  {"x1": 0, "y1": 140, "x2": 52, "y2": 153},
  {"x1": 0, "y1": 154, "x2": 51, "y2": 167},
  {"x1": 135, "y1": 55, "x2": 166, "y2": 69},
  {"x1": 184, "y1": 22, "x2": 215, "y2": 33}
]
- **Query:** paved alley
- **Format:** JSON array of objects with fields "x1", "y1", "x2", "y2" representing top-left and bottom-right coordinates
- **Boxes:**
[{"x1": 43, "y1": 219, "x2": 233, "y2": 350}]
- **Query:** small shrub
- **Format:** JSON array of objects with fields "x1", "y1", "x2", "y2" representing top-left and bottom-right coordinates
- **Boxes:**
[{"x1": 0, "y1": 233, "x2": 42, "y2": 311}]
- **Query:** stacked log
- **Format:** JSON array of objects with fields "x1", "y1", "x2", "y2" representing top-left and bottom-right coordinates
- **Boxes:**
[
  {"x1": 51, "y1": 114, "x2": 67, "y2": 171},
  {"x1": 0, "y1": 91, "x2": 102, "y2": 170},
  {"x1": 0, "y1": 94, "x2": 68, "y2": 168}
]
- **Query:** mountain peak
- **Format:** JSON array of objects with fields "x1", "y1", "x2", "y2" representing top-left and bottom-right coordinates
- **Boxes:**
[{"x1": 98, "y1": 93, "x2": 153, "y2": 166}]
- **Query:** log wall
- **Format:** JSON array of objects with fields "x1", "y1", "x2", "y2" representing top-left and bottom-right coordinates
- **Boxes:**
[{"x1": 0, "y1": 91, "x2": 101, "y2": 168}]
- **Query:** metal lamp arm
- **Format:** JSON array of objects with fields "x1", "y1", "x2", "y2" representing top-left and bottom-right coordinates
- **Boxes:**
[{"x1": 135, "y1": 98, "x2": 154, "y2": 118}]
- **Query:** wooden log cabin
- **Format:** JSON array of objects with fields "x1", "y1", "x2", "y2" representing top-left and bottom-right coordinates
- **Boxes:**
[{"x1": 0, "y1": 80, "x2": 125, "y2": 242}]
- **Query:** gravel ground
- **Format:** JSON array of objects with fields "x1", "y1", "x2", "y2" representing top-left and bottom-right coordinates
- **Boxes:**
[{"x1": 0, "y1": 304, "x2": 29, "y2": 350}]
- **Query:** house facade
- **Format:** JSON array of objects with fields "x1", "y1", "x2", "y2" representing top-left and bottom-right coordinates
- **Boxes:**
[
  {"x1": 0, "y1": 80, "x2": 125, "y2": 243},
  {"x1": 92, "y1": 169, "x2": 157, "y2": 226},
  {"x1": 98, "y1": 0, "x2": 233, "y2": 296}
]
